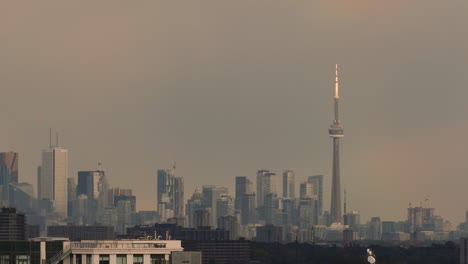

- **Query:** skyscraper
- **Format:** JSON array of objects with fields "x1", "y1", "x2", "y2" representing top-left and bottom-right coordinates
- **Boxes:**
[
  {"x1": 157, "y1": 168, "x2": 175, "y2": 220},
  {"x1": 240, "y1": 193, "x2": 256, "y2": 225},
  {"x1": 234, "y1": 176, "x2": 251, "y2": 211},
  {"x1": 0, "y1": 152, "x2": 18, "y2": 184},
  {"x1": 308, "y1": 175, "x2": 323, "y2": 216},
  {"x1": 256, "y1": 170, "x2": 277, "y2": 208},
  {"x1": 256, "y1": 170, "x2": 269, "y2": 207},
  {"x1": 328, "y1": 64, "x2": 344, "y2": 224},
  {"x1": 186, "y1": 189, "x2": 204, "y2": 228},
  {"x1": 77, "y1": 170, "x2": 109, "y2": 224},
  {"x1": 77, "y1": 171, "x2": 104, "y2": 199},
  {"x1": 368, "y1": 217, "x2": 382, "y2": 240},
  {"x1": 202, "y1": 185, "x2": 228, "y2": 228},
  {"x1": 173, "y1": 177, "x2": 184, "y2": 217},
  {"x1": 0, "y1": 152, "x2": 18, "y2": 206},
  {"x1": 282, "y1": 170, "x2": 295, "y2": 199},
  {"x1": 216, "y1": 194, "x2": 234, "y2": 219},
  {"x1": 38, "y1": 143, "x2": 68, "y2": 219},
  {"x1": 299, "y1": 182, "x2": 313, "y2": 199},
  {"x1": 67, "y1": 178, "x2": 76, "y2": 217},
  {"x1": 346, "y1": 211, "x2": 361, "y2": 230}
]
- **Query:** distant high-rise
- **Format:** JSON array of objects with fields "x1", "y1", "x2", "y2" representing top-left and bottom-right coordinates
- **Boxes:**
[
  {"x1": 217, "y1": 215, "x2": 239, "y2": 240},
  {"x1": 308, "y1": 175, "x2": 323, "y2": 216},
  {"x1": 235, "y1": 176, "x2": 252, "y2": 211},
  {"x1": 202, "y1": 185, "x2": 228, "y2": 228},
  {"x1": 67, "y1": 178, "x2": 76, "y2": 217},
  {"x1": 368, "y1": 217, "x2": 382, "y2": 240},
  {"x1": 0, "y1": 152, "x2": 18, "y2": 206},
  {"x1": 256, "y1": 170, "x2": 277, "y2": 208},
  {"x1": 407, "y1": 205, "x2": 434, "y2": 232},
  {"x1": 116, "y1": 199, "x2": 133, "y2": 234},
  {"x1": 263, "y1": 192, "x2": 278, "y2": 224},
  {"x1": 256, "y1": 170, "x2": 269, "y2": 207},
  {"x1": 328, "y1": 64, "x2": 344, "y2": 224},
  {"x1": 174, "y1": 177, "x2": 184, "y2": 217},
  {"x1": 298, "y1": 198, "x2": 315, "y2": 229},
  {"x1": 282, "y1": 170, "x2": 295, "y2": 199},
  {"x1": 216, "y1": 194, "x2": 234, "y2": 219},
  {"x1": 0, "y1": 152, "x2": 18, "y2": 184},
  {"x1": 299, "y1": 182, "x2": 313, "y2": 199},
  {"x1": 186, "y1": 189, "x2": 204, "y2": 228},
  {"x1": 194, "y1": 209, "x2": 211, "y2": 228},
  {"x1": 77, "y1": 170, "x2": 109, "y2": 224},
  {"x1": 77, "y1": 171, "x2": 104, "y2": 199},
  {"x1": 107, "y1": 188, "x2": 132, "y2": 206},
  {"x1": 38, "y1": 140, "x2": 68, "y2": 219},
  {"x1": 157, "y1": 168, "x2": 175, "y2": 220},
  {"x1": 346, "y1": 211, "x2": 361, "y2": 230},
  {"x1": 241, "y1": 193, "x2": 256, "y2": 225}
]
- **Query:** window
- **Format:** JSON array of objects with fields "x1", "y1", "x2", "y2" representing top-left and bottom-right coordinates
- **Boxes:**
[
  {"x1": 133, "y1": 255, "x2": 143, "y2": 264},
  {"x1": 15, "y1": 255, "x2": 30, "y2": 264},
  {"x1": 76, "y1": 255, "x2": 82, "y2": 264},
  {"x1": 86, "y1": 255, "x2": 92, "y2": 264},
  {"x1": 99, "y1": 255, "x2": 109, "y2": 264},
  {"x1": 116, "y1": 255, "x2": 126, "y2": 264},
  {"x1": 0, "y1": 255, "x2": 9, "y2": 264},
  {"x1": 150, "y1": 255, "x2": 165, "y2": 264}
]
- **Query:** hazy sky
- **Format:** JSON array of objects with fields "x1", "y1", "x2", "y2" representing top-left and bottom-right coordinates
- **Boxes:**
[{"x1": 1, "y1": 1, "x2": 467, "y2": 224}]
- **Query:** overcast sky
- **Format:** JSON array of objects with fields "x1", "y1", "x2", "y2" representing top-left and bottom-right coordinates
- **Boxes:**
[{"x1": 1, "y1": 1, "x2": 467, "y2": 224}]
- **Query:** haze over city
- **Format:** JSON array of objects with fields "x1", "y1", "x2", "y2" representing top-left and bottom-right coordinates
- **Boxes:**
[{"x1": 0, "y1": 0, "x2": 467, "y2": 225}]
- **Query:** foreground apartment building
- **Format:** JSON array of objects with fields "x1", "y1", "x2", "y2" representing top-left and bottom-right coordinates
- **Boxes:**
[{"x1": 0, "y1": 237, "x2": 200, "y2": 264}]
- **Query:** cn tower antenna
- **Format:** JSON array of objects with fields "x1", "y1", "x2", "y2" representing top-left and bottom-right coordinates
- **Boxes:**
[{"x1": 335, "y1": 64, "x2": 339, "y2": 99}]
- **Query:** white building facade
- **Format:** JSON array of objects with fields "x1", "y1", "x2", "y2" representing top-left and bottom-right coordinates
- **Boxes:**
[{"x1": 45, "y1": 239, "x2": 186, "y2": 264}]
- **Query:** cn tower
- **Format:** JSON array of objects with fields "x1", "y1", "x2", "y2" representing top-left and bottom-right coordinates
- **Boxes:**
[{"x1": 329, "y1": 64, "x2": 344, "y2": 224}]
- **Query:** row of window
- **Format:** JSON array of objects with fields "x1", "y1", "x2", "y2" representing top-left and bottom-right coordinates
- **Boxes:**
[
  {"x1": 0, "y1": 254, "x2": 166, "y2": 264},
  {"x1": 75, "y1": 254, "x2": 166, "y2": 264},
  {"x1": 0, "y1": 255, "x2": 30, "y2": 264},
  {"x1": 72, "y1": 243, "x2": 167, "y2": 249}
]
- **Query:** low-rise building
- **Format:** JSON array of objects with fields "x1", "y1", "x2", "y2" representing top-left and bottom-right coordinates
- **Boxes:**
[
  {"x1": 5, "y1": 238, "x2": 191, "y2": 264},
  {"x1": 67, "y1": 239, "x2": 184, "y2": 264}
]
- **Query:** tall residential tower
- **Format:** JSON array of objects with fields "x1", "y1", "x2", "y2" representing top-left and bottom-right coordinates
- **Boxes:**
[
  {"x1": 328, "y1": 64, "x2": 344, "y2": 224},
  {"x1": 282, "y1": 170, "x2": 295, "y2": 199}
]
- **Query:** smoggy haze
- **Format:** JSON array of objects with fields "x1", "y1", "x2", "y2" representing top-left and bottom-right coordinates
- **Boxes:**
[{"x1": 0, "y1": 1, "x2": 467, "y2": 224}]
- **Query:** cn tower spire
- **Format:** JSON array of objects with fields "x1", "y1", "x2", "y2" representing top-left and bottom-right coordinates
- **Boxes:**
[
  {"x1": 329, "y1": 64, "x2": 344, "y2": 225},
  {"x1": 335, "y1": 64, "x2": 339, "y2": 99}
]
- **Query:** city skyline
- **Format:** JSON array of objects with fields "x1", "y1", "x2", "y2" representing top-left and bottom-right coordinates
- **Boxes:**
[{"x1": 0, "y1": 1, "x2": 467, "y2": 225}]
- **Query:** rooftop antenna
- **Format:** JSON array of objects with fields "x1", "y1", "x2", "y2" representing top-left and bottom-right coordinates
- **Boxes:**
[
  {"x1": 344, "y1": 189, "x2": 347, "y2": 216},
  {"x1": 343, "y1": 188, "x2": 347, "y2": 225},
  {"x1": 98, "y1": 161, "x2": 102, "y2": 172}
]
